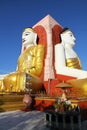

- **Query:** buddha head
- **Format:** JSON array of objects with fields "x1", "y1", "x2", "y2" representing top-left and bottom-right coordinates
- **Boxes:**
[
  {"x1": 60, "y1": 28, "x2": 76, "y2": 48},
  {"x1": 22, "y1": 27, "x2": 37, "y2": 47}
]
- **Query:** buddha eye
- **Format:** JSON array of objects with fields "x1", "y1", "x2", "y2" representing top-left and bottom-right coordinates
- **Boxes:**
[
  {"x1": 24, "y1": 32, "x2": 31, "y2": 36},
  {"x1": 25, "y1": 33, "x2": 29, "y2": 36},
  {"x1": 70, "y1": 34, "x2": 73, "y2": 37}
]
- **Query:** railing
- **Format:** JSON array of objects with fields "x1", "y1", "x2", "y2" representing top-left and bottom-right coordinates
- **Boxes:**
[{"x1": 45, "y1": 110, "x2": 82, "y2": 130}]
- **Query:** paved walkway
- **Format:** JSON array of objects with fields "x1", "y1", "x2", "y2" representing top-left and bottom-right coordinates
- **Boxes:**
[
  {"x1": 0, "y1": 110, "x2": 49, "y2": 130},
  {"x1": 0, "y1": 110, "x2": 87, "y2": 130}
]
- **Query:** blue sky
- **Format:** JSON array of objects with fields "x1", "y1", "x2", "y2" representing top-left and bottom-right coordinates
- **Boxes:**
[{"x1": 0, "y1": 0, "x2": 87, "y2": 74}]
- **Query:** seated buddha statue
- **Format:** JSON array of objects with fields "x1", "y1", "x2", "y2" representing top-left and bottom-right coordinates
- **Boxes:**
[
  {"x1": 55, "y1": 28, "x2": 87, "y2": 97},
  {"x1": 3, "y1": 28, "x2": 45, "y2": 92}
]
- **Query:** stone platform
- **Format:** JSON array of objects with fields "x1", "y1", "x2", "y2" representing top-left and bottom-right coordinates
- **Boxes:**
[{"x1": 0, "y1": 94, "x2": 24, "y2": 112}]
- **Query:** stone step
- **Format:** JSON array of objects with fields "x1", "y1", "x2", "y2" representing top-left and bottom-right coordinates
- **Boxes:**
[{"x1": 0, "y1": 94, "x2": 24, "y2": 112}]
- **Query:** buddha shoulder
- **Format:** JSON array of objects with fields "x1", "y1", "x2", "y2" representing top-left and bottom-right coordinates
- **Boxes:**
[{"x1": 25, "y1": 44, "x2": 45, "y2": 52}]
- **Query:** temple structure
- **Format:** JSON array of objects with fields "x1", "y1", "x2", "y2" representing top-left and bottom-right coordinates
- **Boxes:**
[
  {"x1": 0, "y1": 15, "x2": 87, "y2": 116},
  {"x1": 0, "y1": 15, "x2": 87, "y2": 96}
]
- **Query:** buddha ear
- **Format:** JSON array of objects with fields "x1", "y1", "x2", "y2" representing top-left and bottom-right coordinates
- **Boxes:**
[
  {"x1": 60, "y1": 33, "x2": 64, "y2": 42},
  {"x1": 33, "y1": 33, "x2": 37, "y2": 45},
  {"x1": 60, "y1": 33, "x2": 65, "y2": 47}
]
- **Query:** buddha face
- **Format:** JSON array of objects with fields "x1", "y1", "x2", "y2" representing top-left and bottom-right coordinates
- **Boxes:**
[
  {"x1": 22, "y1": 28, "x2": 37, "y2": 46},
  {"x1": 61, "y1": 30, "x2": 76, "y2": 48}
]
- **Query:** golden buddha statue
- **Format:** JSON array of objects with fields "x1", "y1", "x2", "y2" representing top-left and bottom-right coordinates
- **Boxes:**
[{"x1": 3, "y1": 28, "x2": 45, "y2": 93}]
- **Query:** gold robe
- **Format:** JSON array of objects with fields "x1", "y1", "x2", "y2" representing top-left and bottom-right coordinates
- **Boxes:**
[
  {"x1": 66, "y1": 57, "x2": 87, "y2": 97},
  {"x1": 66, "y1": 57, "x2": 82, "y2": 69},
  {"x1": 3, "y1": 44, "x2": 45, "y2": 92},
  {"x1": 18, "y1": 45, "x2": 45, "y2": 76}
]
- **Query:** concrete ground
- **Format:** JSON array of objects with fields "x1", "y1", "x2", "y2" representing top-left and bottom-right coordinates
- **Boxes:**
[
  {"x1": 0, "y1": 110, "x2": 49, "y2": 130},
  {"x1": 0, "y1": 110, "x2": 87, "y2": 130}
]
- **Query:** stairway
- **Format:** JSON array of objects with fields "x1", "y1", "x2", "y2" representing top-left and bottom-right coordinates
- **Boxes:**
[{"x1": 0, "y1": 94, "x2": 24, "y2": 112}]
